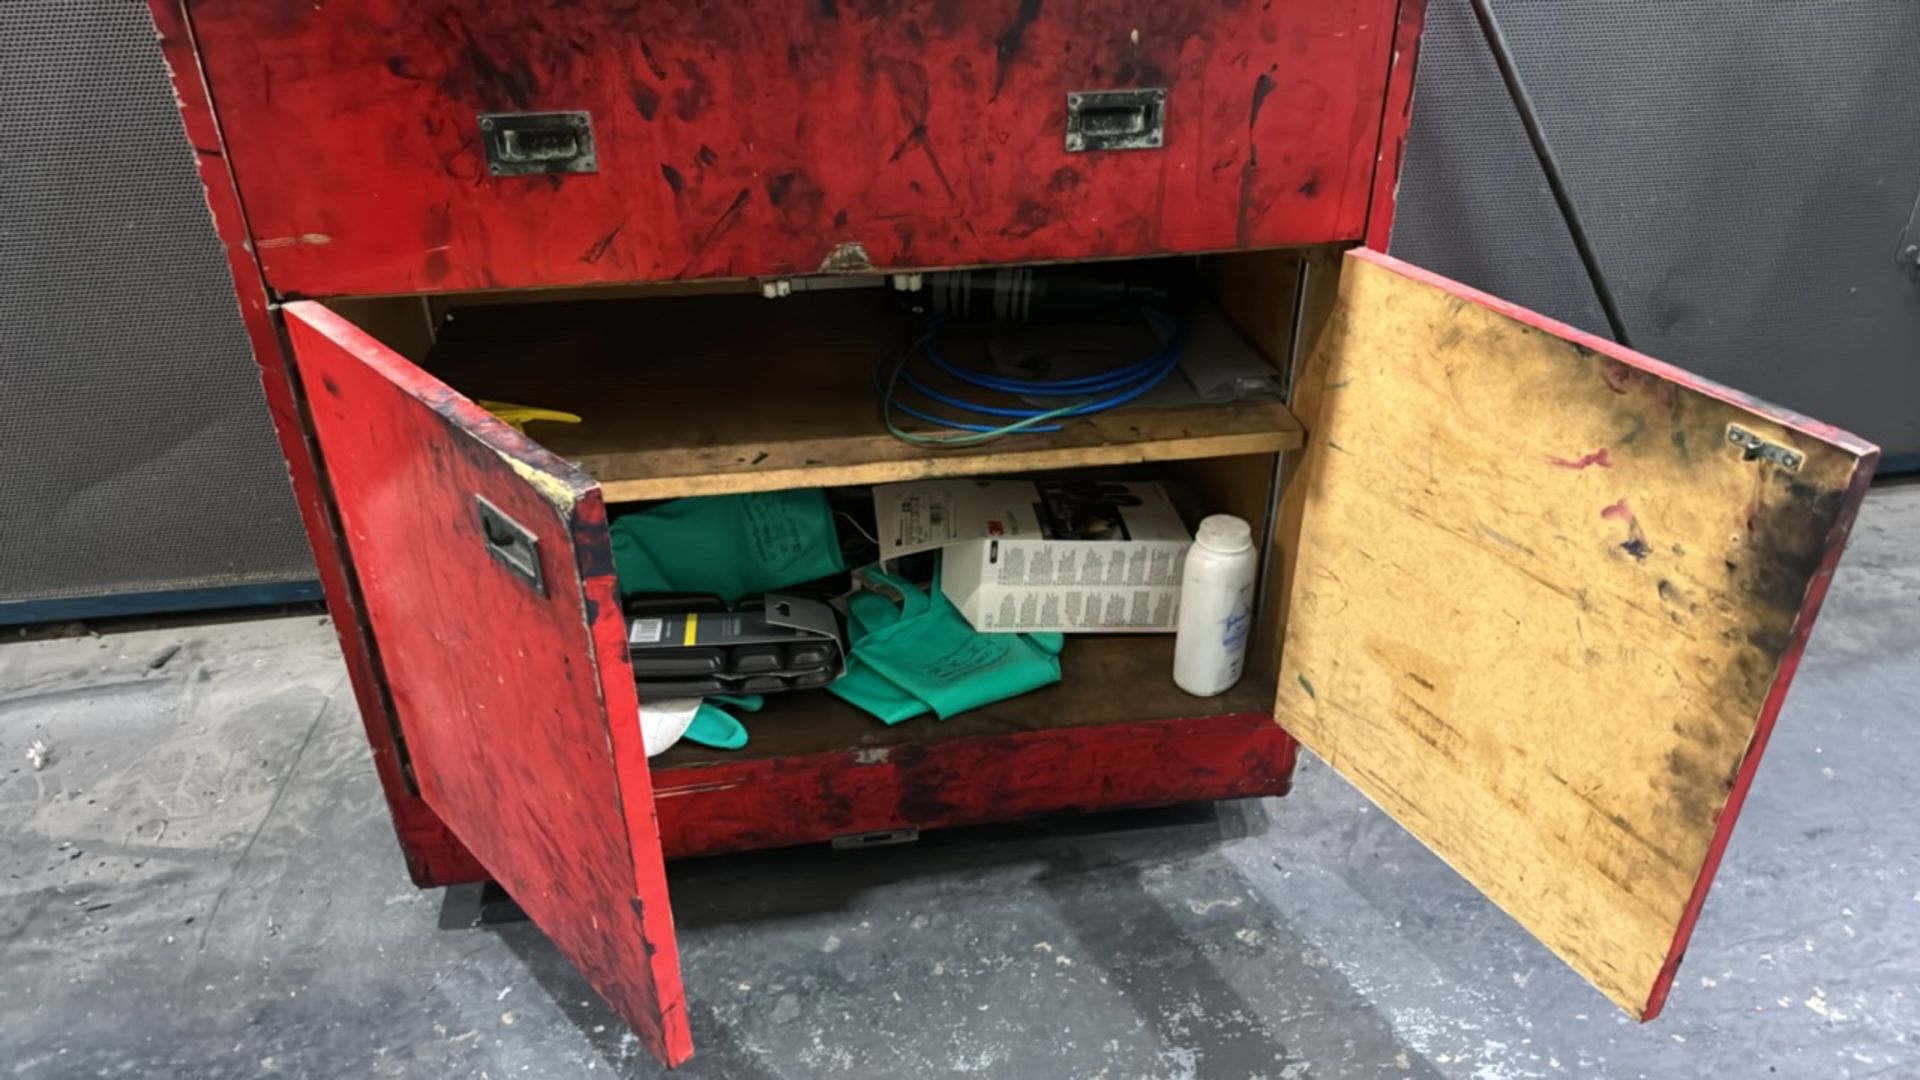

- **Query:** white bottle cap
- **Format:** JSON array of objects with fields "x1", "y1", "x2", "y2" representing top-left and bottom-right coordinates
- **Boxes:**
[{"x1": 1193, "y1": 514, "x2": 1253, "y2": 553}]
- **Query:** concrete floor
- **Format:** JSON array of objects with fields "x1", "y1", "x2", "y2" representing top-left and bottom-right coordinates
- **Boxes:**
[{"x1": 3, "y1": 486, "x2": 1915, "y2": 1080}]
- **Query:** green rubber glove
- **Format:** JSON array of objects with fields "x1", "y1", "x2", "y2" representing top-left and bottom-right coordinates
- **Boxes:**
[
  {"x1": 611, "y1": 490, "x2": 846, "y2": 602},
  {"x1": 683, "y1": 700, "x2": 749, "y2": 750},
  {"x1": 829, "y1": 561, "x2": 1062, "y2": 723}
]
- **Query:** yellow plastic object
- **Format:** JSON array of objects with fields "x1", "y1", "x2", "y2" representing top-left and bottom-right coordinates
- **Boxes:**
[{"x1": 479, "y1": 400, "x2": 583, "y2": 433}]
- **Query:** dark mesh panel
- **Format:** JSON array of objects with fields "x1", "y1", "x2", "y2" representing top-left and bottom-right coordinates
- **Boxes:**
[
  {"x1": 1391, "y1": 0, "x2": 1920, "y2": 460},
  {"x1": 0, "y1": 2, "x2": 314, "y2": 604}
]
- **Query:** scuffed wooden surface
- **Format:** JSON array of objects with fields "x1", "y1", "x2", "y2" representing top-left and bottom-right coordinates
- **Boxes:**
[
  {"x1": 1273, "y1": 251, "x2": 1875, "y2": 1018},
  {"x1": 427, "y1": 291, "x2": 1302, "y2": 502},
  {"x1": 282, "y1": 303, "x2": 693, "y2": 1065}
]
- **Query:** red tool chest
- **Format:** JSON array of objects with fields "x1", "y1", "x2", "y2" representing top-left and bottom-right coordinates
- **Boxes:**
[{"x1": 155, "y1": 0, "x2": 1877, "y2": 1068}]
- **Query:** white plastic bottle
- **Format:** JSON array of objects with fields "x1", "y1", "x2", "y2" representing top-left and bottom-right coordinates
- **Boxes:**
[{"x1": 1173, "y1": 514, "x2": 1257, "y2": 697}]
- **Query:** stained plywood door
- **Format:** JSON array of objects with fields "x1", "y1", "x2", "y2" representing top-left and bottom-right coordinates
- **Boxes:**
[
  {"x1": 281, "y1": 303, "x2": 692, "y2": 1066},
  {"x1": 1275, "y1": 250, "x2": 1877, "y2": 1019}
]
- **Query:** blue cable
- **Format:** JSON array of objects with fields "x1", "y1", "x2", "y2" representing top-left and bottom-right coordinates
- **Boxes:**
[
  {"x1": 875, "y1": 356, "x2": 1063, "y2": 433},
  {"x1": 896, "y1": 357, "x2": 1171, "y2": 419},
  {"x1": 878, "y1": 310, "x2": 1186, "y2": 439},
  {"x1": 924, "y1": 308, "x2": 1181, "y2": 396},
  {"x1": 884, "y1": 392, "x2": 1060, "y2": 434},
  {"x1": 874, "y1": 328, "x2": 1048, "y2": 434}
]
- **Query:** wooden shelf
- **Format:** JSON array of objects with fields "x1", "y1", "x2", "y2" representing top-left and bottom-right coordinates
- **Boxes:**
[
  {"x1": 651, "y1": 634, "x2": 1276, "y2": 767},
  {"x1": 427, "y1": 289, "x2": 1302, "y2": 503}
]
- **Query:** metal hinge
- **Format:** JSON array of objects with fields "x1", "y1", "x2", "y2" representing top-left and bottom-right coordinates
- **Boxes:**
[{"x1": 1726, "y1": 424, "x2": 1804, "y2": 472}]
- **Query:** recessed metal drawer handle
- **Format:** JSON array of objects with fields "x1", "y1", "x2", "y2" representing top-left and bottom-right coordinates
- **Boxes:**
[
  {"x1": 1065, "y1": 89, "x2": 1166, "y2": 153},
  {"x1": 475, "y1": 495, "x2": 545, "y2": 594},
  {"x1": 479, "y1": 111, "x2": 598, "y2": 177}
]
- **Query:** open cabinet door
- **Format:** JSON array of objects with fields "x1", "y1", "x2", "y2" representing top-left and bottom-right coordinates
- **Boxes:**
[
  {"x1": 281, "y1": 302, "x2": 692, "y2": 1066},
  {"x1": 1275, "y1": 251, "x2": 1877, "y2": 1020}
]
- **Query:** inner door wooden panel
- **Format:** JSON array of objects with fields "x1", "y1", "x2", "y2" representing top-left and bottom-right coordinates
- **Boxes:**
[{"x1": 1275, "y1": 249, "x2": 1877, "y2": 1020}]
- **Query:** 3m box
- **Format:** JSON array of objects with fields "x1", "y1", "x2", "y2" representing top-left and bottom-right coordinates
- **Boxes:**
[{"x1": 873, "y1": 480, "x2": 1191, "y2": 633}]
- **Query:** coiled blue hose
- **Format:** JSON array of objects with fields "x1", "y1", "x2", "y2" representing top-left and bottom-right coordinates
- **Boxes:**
[{"x1": 877, "y1": 310, "x2": 1186, "y2": 443}]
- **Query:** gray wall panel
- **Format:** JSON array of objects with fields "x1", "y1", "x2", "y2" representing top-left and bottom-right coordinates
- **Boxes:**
[
  {"x1": 0, "y1": 2, "x2": 314, "y2": 608},
  {"x1": 1391, "y1": 0, "x2": 1920, "y2": 462}
]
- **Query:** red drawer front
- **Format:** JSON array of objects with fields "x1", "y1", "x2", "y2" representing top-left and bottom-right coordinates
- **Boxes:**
[
  {"x1": 650, "y1": 712, "x2": 1296, "y2": 860},
  {"x1": 186, "y1": 0, "x2": 1403, "y2": 296}
]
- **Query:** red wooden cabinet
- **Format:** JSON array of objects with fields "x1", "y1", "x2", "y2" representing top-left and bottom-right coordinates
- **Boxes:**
[{"x1": 155, "y1": 0, "x2": 1877, "y2": 1069}]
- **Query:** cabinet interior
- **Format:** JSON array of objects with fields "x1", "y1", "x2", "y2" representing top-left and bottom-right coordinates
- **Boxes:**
[{"x1": 321, "y1": 247, "x2": 1347, "y2": 767}]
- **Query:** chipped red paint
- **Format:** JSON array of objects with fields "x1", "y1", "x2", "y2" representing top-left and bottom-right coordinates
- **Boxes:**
[
  {"x1": 280, "y1": 303, "x2": 692, "y2": 1065},
  {"x1": 1363, "y1": 0, "x2": 1425, "y2": 251},
  {"x1": 148, "y1": 0, "x2": 484, "y2": 887},
  {"x1": 182, "y1": 0, "x2": 1404, "y2": 296},
  {"x1": 651, "y1": 712, "x2": 1297, "y2": 860}
]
